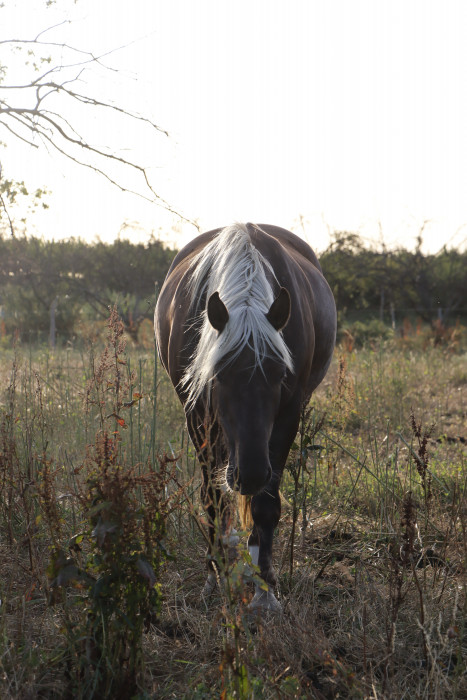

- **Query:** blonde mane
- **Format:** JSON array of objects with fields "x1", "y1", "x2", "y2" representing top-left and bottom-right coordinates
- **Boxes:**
[{"x1": 182, "y1": 224, "x2": 293, "y2": 406}]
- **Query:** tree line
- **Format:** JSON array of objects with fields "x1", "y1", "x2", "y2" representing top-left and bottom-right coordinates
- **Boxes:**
[
  {"x1": 0, "y1": 231, "x2": 465, "y2": 344},
  {"x1": 320, "y1": 232, "x2": 467, "y2": 327},
  {"x1": 0, "y1": 234, "x2": 176, "y2": 343}
]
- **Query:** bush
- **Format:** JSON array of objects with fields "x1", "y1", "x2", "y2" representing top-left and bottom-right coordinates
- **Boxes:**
[{"x1": 339, "y1": 319, "x2": 393, "y2": 348}]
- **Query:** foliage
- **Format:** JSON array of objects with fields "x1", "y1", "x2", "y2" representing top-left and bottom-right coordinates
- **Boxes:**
[
  {"x1": 0, "y1": 171, "x2": 49, "y2": 235},
  {"x1": 340, "y1": 318, "x2": 394, "y2": 348},
  {"x1": 43, "y1": 308, "x2": 179, "y2": 698},
  {"x1": 0, "y1": 3, "x2": 171, "y2": 215},
  {"x1": 0, "y1": 233, "x2": 176, "y2": 340},
  {"x1": 0, "y1": 301, "x2": 466, "y2": 698},
  {"x1": 1, "y1": 230, "x2": 466, "y2": 346},
  {"x1": 46, "y1": 445, "x2": 176, "y2": 699},
  {"x1": 0, "y1": 308, "x2": 179, "y2": 698},
  {"x1": 320, "y1": 231, "x2": 467, "y2": 325}
]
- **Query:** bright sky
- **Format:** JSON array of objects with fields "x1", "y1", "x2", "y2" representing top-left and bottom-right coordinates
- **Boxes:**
[{"x1": 2, "y1": 0, "x2": 467, "y2": 252}]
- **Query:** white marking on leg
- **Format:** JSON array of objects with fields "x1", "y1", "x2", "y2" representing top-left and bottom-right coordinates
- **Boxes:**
[
  {"x1": 248, "y1": 545, "x2": 259, "y2": 567},
  {"x1": 222, "y1": 527, "x2": 239, "y2": 563},
  {"x1": 246, "y1": 546, "x2": 281, "y2": 612},
  {"x1": 222, "y1": 527, "x2": 239, "y2": 548}
]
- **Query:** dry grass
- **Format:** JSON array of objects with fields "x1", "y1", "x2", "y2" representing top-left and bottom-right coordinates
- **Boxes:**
[{"x1": 0, "y1": 326, "x2": 465, "y2": 698}]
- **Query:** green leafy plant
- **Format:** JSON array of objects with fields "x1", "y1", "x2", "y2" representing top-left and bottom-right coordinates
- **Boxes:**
[
  {"x1": 47, "y1": 446, "x2": 177, "y2": 699},
  {"x1": 41, "y1": 307, "x2": 179, "y2": 698}
]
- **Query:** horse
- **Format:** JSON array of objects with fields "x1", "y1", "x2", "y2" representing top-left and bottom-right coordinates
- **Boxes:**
[{"x1": 154, "y1": 223, "x2": 336, "y2": 611}]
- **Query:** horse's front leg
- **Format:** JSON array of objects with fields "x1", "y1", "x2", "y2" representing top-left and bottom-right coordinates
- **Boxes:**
[
  {"x1": 200, "y1": 466, "x2": 239, "y2": 597},
  {"x1": 185, "y1": 412, "x2": 238, "y2": 596},
  {"x1": 247, "y1": 483, "x2": 282, "y2": 612},
  {"x1": 246, "y1": 409, "x2": 301, "y2": 613}
]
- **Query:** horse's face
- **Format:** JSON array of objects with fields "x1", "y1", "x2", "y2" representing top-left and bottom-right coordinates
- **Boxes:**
[
  {"x1": 208, "y1": 288, "x2": 291, "y2": 496},
  {"x1": 213, "y1": 354, "x2": 286, "y2": 495}
]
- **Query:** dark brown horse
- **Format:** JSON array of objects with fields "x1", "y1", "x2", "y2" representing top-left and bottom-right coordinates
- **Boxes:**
[{"x1": 155, "y1": 223, "x2": 336, "y2": 611}]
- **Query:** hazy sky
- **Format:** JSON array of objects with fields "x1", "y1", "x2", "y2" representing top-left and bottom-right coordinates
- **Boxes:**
[{"x1": 2, "y1": 0, "x2": 467, "y2": 252}]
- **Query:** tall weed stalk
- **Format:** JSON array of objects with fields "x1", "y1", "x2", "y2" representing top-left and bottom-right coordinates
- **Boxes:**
[{"x1": 43, "y1": 307, "x2": 178, "y2": 698}]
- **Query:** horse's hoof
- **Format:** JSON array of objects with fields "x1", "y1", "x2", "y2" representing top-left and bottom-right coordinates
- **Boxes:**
[
  {"x1": 201, "y1": 571, "x2": 218, "y2": 597},
  {"x1": 248, "y1": 588, "x2": 282, "y2": 614},
  {"x1": 201, "y1": 571, "x2": 226, "y2": 598}
]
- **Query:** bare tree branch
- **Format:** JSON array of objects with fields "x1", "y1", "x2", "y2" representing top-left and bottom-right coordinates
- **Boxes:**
[
  {"x1": 1, "y1": 120, "x2": 39, "y2": 148},
  {"x1": 2, "y1": 105, "x2": 176, "y2": 207},
  {"x1": 0, "y1": 20, "x2": 199, "y2": 230},
  {"x1": 37, "y1": 124, "x2": 180, "y2": 212},
  {"x1": 1, "y1": 77, "x2": 169, "y2": 137},
  {"x1": 0, "y1": 164, "x2": 15, "y2": 236}
]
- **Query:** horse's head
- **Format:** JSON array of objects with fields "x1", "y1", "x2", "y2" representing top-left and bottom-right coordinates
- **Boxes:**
[{"x1": 207, "y1": 288, "x2": 291, "y2": 495}]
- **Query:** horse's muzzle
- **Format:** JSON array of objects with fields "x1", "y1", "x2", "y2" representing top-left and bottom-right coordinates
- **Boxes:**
[{"x1": 226, "y1": 461, "x2": 272, "y2": 496}]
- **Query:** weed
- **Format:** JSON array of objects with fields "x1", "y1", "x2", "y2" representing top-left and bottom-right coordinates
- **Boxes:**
[{"x1": 41, "y1": 308, "x2": 180, "y2": 698}]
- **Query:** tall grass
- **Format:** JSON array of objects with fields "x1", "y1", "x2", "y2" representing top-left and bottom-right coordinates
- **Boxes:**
[{"x1": 0, "y1": 317, "x2": 465, "y2": 698}]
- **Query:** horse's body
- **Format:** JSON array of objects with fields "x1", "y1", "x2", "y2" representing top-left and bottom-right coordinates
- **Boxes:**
[{"x1": 155, "y1": 223, "x2": 336, "y2": 610}]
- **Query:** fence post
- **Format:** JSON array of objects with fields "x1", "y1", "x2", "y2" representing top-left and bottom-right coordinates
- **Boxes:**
[{"x1": 49, "y1": 297, "x2": 58, "y2": 348}]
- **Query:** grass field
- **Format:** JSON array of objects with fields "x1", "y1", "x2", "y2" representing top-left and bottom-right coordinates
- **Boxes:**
[{"x1": 0, "y1": 315, "x2": 466, "y2": 699}]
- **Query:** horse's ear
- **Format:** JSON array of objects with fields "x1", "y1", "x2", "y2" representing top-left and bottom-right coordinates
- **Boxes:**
[
  {"x1": 207, "y1": 292, "x2": 229, "y2": 333},
  {"x1": 266, "y1": 287, "x2": 291, "y2": 331}
]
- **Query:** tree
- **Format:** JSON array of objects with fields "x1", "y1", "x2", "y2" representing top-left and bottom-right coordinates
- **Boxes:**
[
  {"x1": 0, "y1": 2, "x2": 191, "y2": 231},
  {"x1": 0, "y1": 165, "x2": 49, "y2": 235},
  {"x1": 319, "y1": 230, "x2": 467, "y2": 326},
  {"x1": 319, "y1": 232, "x2": 382, "y2": 319},
  {"x1": 0, "y1": 234, "x2": 82, "y2": 339},
  {"x1": 0, "y1": 233, "x2": 177, "y2": 341},
  {"x1": 430, "y1": 247, "x2": 467, "y2": 321}
]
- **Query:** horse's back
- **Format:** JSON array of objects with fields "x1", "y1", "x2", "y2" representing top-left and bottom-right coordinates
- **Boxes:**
[
  {"x1": 250, "y1": 223, "x2": 323, "y2": 272},
  {"x1": 166, "y1": 223, "x2": 322, "y2": 278}
]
